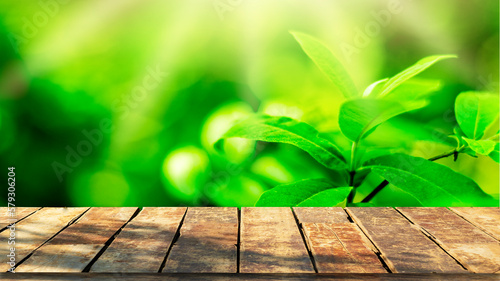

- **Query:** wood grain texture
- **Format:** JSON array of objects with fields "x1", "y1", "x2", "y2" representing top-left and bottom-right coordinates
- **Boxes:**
[
  {"x1": 449, "y1": 207, "x2": 500, "y2": 241},
  {"x1": 0, "y1": 207, "x2": 39, "y2": 227},
  {"x1": 0, "y1": 273, "x2": 498, "y2": 281},
  {"x1": 301, "y1": 223, "x2": 386, "y2": 273},
  {"x1": 16, "y1": 208, "x2": 137, "y2": 273},
  {"x1": 398, "y1": 207, "x2": 500, "y2": 273},
  {"x1": 163, "y1": 207, "x2": 238, "y2": 273},
  {"x1": 346, "y1": 207, "x2": 465, "y2": 273},
  {"x1": 15, "y1": 244, "x2": 103, "y2": 273},
  {"x1": 2, "y1": 207, "x2": 497, "y2": 276},
  {"x1": 293, "y1": 207, "x2": 384, "y2": 273},
  {"x1": 293, "y1": 207, "x2": 350, "y2": 224},
  {"x1": 0, "y1": 207, "x2": 88, "y2": 272},
  {"x1": 44, "y1": 208, "x2": 138, "y2": 245},
  {"x1": 91, "y1": 207, "x2": 186, "y2": 273},
  {"x1": 240, "y1": 207, "x2": 314, "y2": 273}
]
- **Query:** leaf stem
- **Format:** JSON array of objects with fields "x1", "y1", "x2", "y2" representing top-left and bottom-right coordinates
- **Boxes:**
[
  {"x1": 361, "y1": 180, "x2": 388, "y2": 203},
  {"x1": 360, "y1": 146, "x2": 465, "y2": 203},
  {"x1": 429, "y1": 146, "x2": 465, "y2": 161},
  {"x1": 347, "y1": 142, "x2": 358, "y2": 204},
  {"x1": 347, "y1": 187, "x2": 356, "y2": 204},
  {"x1": 428, "y1": 150, "x2": 456, "y2": 161},
  {"x1": 349, "y1": 142, "x2": 358, "y2": 173}
]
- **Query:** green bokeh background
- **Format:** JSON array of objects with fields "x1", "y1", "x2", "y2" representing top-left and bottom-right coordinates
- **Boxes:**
[{"x1": 0, "y1": 0, "x2": 498, "y2": 207}]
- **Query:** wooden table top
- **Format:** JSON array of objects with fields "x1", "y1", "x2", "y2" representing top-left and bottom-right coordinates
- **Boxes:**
[{"x1": 0, "y1": 207, "x2": 498, "y2": 280}]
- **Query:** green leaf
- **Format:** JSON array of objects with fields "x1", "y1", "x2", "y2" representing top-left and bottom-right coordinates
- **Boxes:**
[
  {"x1": 362, "y1": 78, "x2": 388, "y2": 97},
  {"x1": 339, "y1": 99, "x2": 429, "y2": 142},
  {"x1": 255, "y1": 178, "x2": 351, "y2": 207},
  {"x1": 381, "y1": 78, "x2": 442, "y2": 101},
  {"x1": 296, "y1": 187, "x2": 352, "y2": 207},
  {"x1": 462, "y1": 138, "x2": 497, "y2": 156},
  {"x1": 451, "y1": 126, "x2": 478, "y2": 158},
  {"x1": 378, "y1": 54, "x2": 457, "y2": 97},
  {"x1": 216, "y1": 115, "x2": 347, "y2": 170},
  {"x1": 455, "y1": 91, "x2": 500, "y2": 140},
  {"x1": 359, "y1": 147, "x2": 404, "y2": 166},
  {"x1": 364, "y1": 153, "x2": 497, "y2": 206},
  {"x1": 489, "y1": 143, "x2": 499, "y2": 163},
  {"x1": 290, "y1": 31, "x2": 357, "y2": 98},
  {"x1": 349, "y1": 202, "x2": 375, "y2": 207}
]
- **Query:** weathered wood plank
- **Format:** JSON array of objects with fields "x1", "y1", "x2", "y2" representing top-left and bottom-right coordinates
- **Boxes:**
[
  {"x1": 302, "y1": 223, "x2": 386, "y2": 273},
  {"x1": 449, "y1": 207, "x2": 500, "y2": 241},
  {"x1": 1, "y1": 207, "x2": 495, "y2": 276},
  {"x1": 346, "y1": 207, "x2": 465, "y2": 273},
  {"x1": 91, "y1": 207, "x2": 186, "y2": 273},
  {"x1": 0, "y1": 273, "x2": 498, "y2": 281},
  {"x1": 398, "y1": 207, "x2": 500, "y2": 273},
  {"x1": 0, "y1": 208, "x2": 39, "y2": 226},
  {"x1": 240, "y1": 207, "x2": 314, "y2": 273},
  {"x1": 293, "y1": 207, "x2": 385, "y2": 273},
  {"x1": 293, "y1": 207, "x2": 350, "y2": 224},
  {"x1": 163, "y1": 207, "x2": 238, "y2": 273},
  {"x1": 16, "y1": 208, "x2": 138, "y2": 273},
  {"x1": 42, "y1": 207, "x2": 137, "y2": 245},
  {"x1": 0, "y1": 207, "x2": 88, "y2": 272},
  {"x1": 15, "y1": 244, "x2": 103, "y2": 273}
]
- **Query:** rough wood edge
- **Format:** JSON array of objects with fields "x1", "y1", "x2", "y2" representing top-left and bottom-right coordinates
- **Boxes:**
[
  {"x1": 344, "y1": 208, "x2": 395, "y2": 273},
  {"x1": 158, "y1": 208, "x2": 188, "y2": 273},
  {"x1": 394, "y1": 208, "x2": 469, "y2": 272},
  {"x1": 0, "y1": 208, "x2": 42, "y2": 233},
  {"x1": 82, "y1": 207, "x2": 142, "y2": 272},
  {"x1": 11, "y1": 208, "x2": 91, "y2": 271},
  {"x1": 0, "y1": 273, "x2": 495, "y2": 280},
  {"x1": 448, "y1": 207, "x2": 500, "y2": 243},
  {"x1": 291, "y1": 208, "x2": 318, "y2": 273},
  {"x1": 162, "y1": 207, "x2": 238, "y2": 273},
  {"x1": 239, "y1": 207, "x2": 315, "y2": 273},
  {"x1": 341, "y1": 209, "x2": 381, "y2": 255}
]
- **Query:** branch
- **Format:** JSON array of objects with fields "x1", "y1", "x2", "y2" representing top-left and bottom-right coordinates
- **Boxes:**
[
  {"x1": 360, "y1": 148, "x2": 460, "y2": 203},
  {"x1": 361, "y1": 180, "x2": 388, "y2": 203},
  {"x1": 428, "y1": 150, "x2": 456, "y2": 161}
]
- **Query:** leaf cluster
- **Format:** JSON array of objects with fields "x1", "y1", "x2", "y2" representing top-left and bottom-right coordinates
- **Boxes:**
[{"x1": 216, "y1": 32, "x2": 499, "y2": 207}]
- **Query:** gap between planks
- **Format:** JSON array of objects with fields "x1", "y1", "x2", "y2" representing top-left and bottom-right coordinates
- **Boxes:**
[
  {"x1": 396, "y1": 207, "x2": 500, "y2": 273},
  {"x1": 157, "y1": 208, "x2": 188, "y2": 273},
  {"x1": 448, "y1": 207, "x2": 500, "y2": 242},
  {"x1": 0, "y1": 207, "x2": 41, "y2": 233},
  {"x1": 82, "y1": 207, "x2": 143, "y2": 272},
  {"x1": 6, "y1": 207, "x2": 499, "y2": 275},
  {"x1": 240, "y1": 208, "x2": 315, "y2": 273},
  {"x1": 90, "y1": 207, "x2": 187, "y2": 273},
  {"x1": 294, "y1": 207, "x2": 387, "y2": 274},
  {"x1": 5, "y1": 208, "x2": 90, "y2": 272},
  {"x1": 346, "y1": 207, "x2": 466, "y2": 273},
  {"x1": 291, "y1": 208, "x2": 319, "y2": 273},
  {"x1": 236, "y1": 208, "x2": 241, "y2": 274},
  {"x1": 341, "y1": 208, "x2": 392, "y2": 273},
  {"x1": 162, "y1": 207, "x2": 239, "y2": 273},
  {"x1": 14, "y1": 208, "x2": 139, "y2": 273},
  {"x1": 393, "y1": 208, "x2": 469, "y2": 271}
]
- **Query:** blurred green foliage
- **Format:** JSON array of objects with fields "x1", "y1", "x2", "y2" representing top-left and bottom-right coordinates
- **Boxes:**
[{"x1": 0, "y1": 0, "x2": 498, "y2": 206}]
